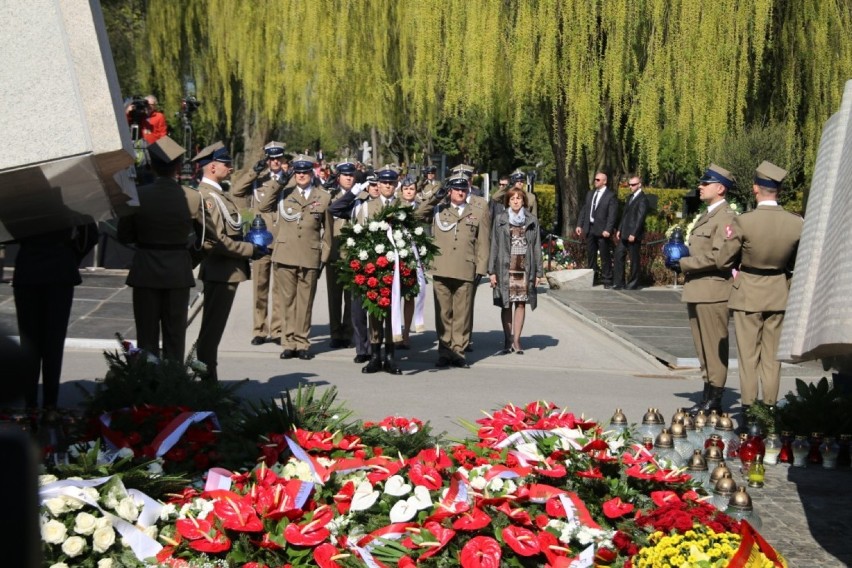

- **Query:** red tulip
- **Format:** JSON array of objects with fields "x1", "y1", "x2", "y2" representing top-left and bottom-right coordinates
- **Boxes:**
[
  {"x1": 502, "y1": 525, "x2": 541, "y2": 557},
  {"x1": 460, "y1": 535, "x2": 502, "y2": 568}
]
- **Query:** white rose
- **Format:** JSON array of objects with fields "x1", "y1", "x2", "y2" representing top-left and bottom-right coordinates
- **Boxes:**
[
  {"x1": 147, "y1": 460, "x2": 164, "y2": 476},
  {"x1": 346, "y1": 237, "x2": 356, "y2": 247},
  {"x1": 353, "y1": 224, "x2": 363, "y2": 234},
  {"x1": 116, "y1": 496, "x2": 139, "y2": 522},
  {"x1": 358, "y1": 250, "x2": 369, "y2": 261},
  {"x1": 61, "y1": 535, "x2": 87, "y2": 558},
  {"x1": 73, "y1": 512, "x2": 98, "y2": 535},
  {"x1": 49, "y1": 563, "x2": 70, "y2": 568},
  {"x1": 42, "y1": 519, "x2": 67, "y2": 544},
  {"x1": 44, "y1": 497, "x2": 68, "y2": 517},
  {"x1": 399, "y1": 248, "x2": 409, "y2": 258},
  {"x1": 419, "y1": 246, "x2": 427, "y2": 256},
  {"x1": 98, "y1": 559, "x2": 114, "y2": 568},
  {"x1": 385, "y1": 251, "x2": 396, "y2": 262},
  {"x1": 39, "y1": 474, "x2": 58, "y2": 486},
  {"x1": 102, "y1": 488, "x2": 120, "y2": 510},
  {"x1": 143, "y1": 525, "x2": 159, "y2": 540},
  {"x1": 375, "y1": 244, "x2": 385, "y2": 254},
  {"x1": 64, "y1": 496, "x2": 85, "y2": 511},
  {"x1": 82, "y1": 487, "x2": 100, "y2": 502},
  {"x1": 414, "y1": 226, "x2": 423, "y2": 236},
  {"x1": 92, "y1": 525, "x2": 116, "y2": 553}
]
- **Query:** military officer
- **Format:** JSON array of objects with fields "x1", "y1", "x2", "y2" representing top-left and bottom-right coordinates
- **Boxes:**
[
  {"x1": 231, "y1": 141, "x2": 290, "y2": 346},
  {"x1": 118, "y1": 136, "x2": 203, "y2": 361},
  {"x1": 324, "y1": 159, "x2": 358, "y2": 349},
  {"x1": 451, "y1": 163, "x2": 484, "y2": 198},
  {"x1": 416, "y1": 173, "x2": 491, "y2": 368},
  {"x1": 418, "y1": 165, "x2": 441, "y2": 200},
  {"x1": 717, "y1": 161, "x2": 803, "y2": 424},
  {"x1": 676, "y1": 163, "x2": 737, "y2": 414},
  {"x1": 259, "y1": 154, "x2": 333, "y2": 360},
  {"x1": 194, "y1": 142, "x2": 266, "y2": 382}
]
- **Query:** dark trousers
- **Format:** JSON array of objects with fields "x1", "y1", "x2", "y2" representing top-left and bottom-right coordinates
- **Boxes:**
[
  {"x1": 586, "y1": 233, "x2": 613, "y2": 285},
  {"x1": 196, "y1": 281, "x2": 239, "y2": 380},
  {"x1": 326, "y1": 264, "x2": 352, "y2": 342},
  {"x1": 613, "y1": 238, "x2": 641, "y2": 289},
  {"x1": 14, "y1": 284, "x2": 74, "y2": 408},
  {"x1": 133, "y1": 287, "x2": 190, "y2": 361},
  {"x1": 351, "y1": 291, "x2": 369, "y2": 356}
]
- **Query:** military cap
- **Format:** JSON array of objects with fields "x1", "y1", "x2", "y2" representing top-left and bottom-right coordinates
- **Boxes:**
[
  {"x1": 148, "y1": 135, "x2": 185, "y2": 164},
  {"x1": 291, "y1": 154, "x2": 316, "y2": 173},
  {"x1": 447, "y1": 173, "x2": 470, "y2": 189},
  {"x1": 336, "y1": 159, "x2": 357, "y2": 175},
  {"x1": 423, "y1": 165, "x2": 437, "y2": 174},
  {"x1": 451, "y1": 164, "x2": 475, "y2": 178},
  {"x1": 699, "y1": 163, "x2": 734, "y2": 189},
  {"x1": 376, "y1": 164, "x2": 400, "y2": 182},
  {"x1": 400, "y1": 175, "x2": 416, "y2": 187},
  {"x1": 366, "y1": 174, "x2": 378, "y2": 184},
  {"x1": 509, "y1": 169, "x2": 526, "y2": 182},
  {"x1": 264, "y1": 141, "x2": 286, "y2": 159},
  {"x1": 754, "y1": 160, "x2": 787, "y2": 190},
  {"x1": 192, "y1": 141, "x2": 232, "y2": 166}
]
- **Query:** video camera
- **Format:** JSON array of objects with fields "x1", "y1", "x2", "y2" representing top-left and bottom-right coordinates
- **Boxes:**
[
  {"x1": 181, "y1": 96, "x2": 201, "y2": 119},
  {"x1": 127, "y1": 96, "x2": 150, "y2": 125}
]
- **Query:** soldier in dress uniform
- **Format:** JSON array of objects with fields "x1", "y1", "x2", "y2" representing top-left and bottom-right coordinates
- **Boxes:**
[
  {"x1": 451, "y1": 163, "x2": 484, "y2": 198},
  {"x1": 231, "y1": 141, "x2": 290, "y2": 346},
  {"x1": 324, "y1": 159, "x2": 358, "y2": 349},
  {"x1": 418, "y1": 165, "x2": 441, "y2": 200},
  {"x1": 330, "y1": 175, "x2": 380, "y2": 363},
  {"x1": 193, "y1": 142, "x2": 267, "y2": 382},
  {"x1": 416, "y1": 173, "x2": 491, "y2": 368},
  {"x1": 259, "y1": 154, "x2": 333, "y2": 360},
  {"x1": 118, "y1": 136, "x2": 203, "y2": 361},
  {"x1": 717, "y1": 161, "x2": 803, "y2": 424},
  {"x1": 675, "y1": 163, "x2": 737, "y2": 414}
]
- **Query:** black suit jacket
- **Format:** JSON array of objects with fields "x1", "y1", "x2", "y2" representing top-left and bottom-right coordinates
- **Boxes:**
[
  {"x1": 618, "y1": 191, "x2": 650, "y2": 240},
  {"x1": 579, "y1": 188, "x2": 617, "y2": 236}
]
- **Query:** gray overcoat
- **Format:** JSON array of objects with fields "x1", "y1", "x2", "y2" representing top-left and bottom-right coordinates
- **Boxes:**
[{"x1": 488, "y1": 210, "x2": 543, "y2": 310}]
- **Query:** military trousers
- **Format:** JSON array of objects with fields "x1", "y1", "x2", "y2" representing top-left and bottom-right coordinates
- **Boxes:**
[
  {"x1": 276, "y1": 264, "x2": 319, "y2": 351},
  {"x1": 368, "y1": 313, "x2": 393, "y2": 344},
  {"x1": 351, "y1": 292, "x2": 369, "y2": 356},
  {"x1": 251, "y1": 254, "x2": 282, "y2": 339},
  {"x1": 196, "y1": 281, "x2": 239, "y2": 381},
  {"x1": 687, "y1": 301, "x2": 730, "y2": 388},
  {"x1": 433, "y1": 276, "x2": 474, "y2": 358},
  {"x1": 132, "y1": 286, "x2": 190, "y2": 362},
  {"x1": 733, "y1": 310, "x2": 784, "y2": 406},
  {"x1": 326, "y1": 263, "x2": 352, "y2": 342}
]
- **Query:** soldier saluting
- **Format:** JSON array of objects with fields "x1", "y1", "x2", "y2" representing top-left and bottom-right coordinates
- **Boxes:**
[{"x1": 717, "y1": 161, "x2": 803, "y2": 427}]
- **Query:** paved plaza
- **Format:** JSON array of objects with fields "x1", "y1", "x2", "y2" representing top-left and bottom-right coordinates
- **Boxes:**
[{"x1": 0, "y1": 269, "x2": 848, "y2": 566}]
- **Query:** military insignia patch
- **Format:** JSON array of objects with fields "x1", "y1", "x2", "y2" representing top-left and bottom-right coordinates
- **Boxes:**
[
  {"x1": 725, "y1": 224, "x2": 734, "y2": 239},
  {"x1": 205, "y1": 200, "x2": 213, "y2": 210}
]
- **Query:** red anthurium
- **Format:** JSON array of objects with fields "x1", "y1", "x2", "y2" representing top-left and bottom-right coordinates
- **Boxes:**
[
  {"x1": 594, "y1": 547, "x2": 618, "y2": 565},
  {"x1": 575, "y1": 466, "x2": 604, "y2": 479},
  {"x1": 313, "y1": 542, "x2": 346, "y2": 568},
  {"x1": 602, "y1": 497, "x2": 634, "y2": 519},
  {"x1": 625, "y1": 464, "x2": 655, "y2": 480},
  {"x1": 333, "y1": 480, "x2": 355, "y2": 514},
  {"x1": 682, "y1": 489, "x2": 701, "y2": 502},
  {"x1": 545, "y1": 497, "x2": 567, "y2": 518},
  {"x1": 502, "y1": 525, "x2": 541, "y2": 557},
  {"x1": 213, "y1": 496, "x2": 264, "y2": 532},
  {"x1": 537, "y1": 531, "x2": 572, "y2": 566},
  {"x1": 285, "y1": 519, "x2": 331, "y2": 547},
  {"x1": 653, "y1": 469, "x2": 692, "y2": 484},
  {"x1": 176, "y1": 517, "x2": 214, "y2": 540},
  {"x1": 365, "y1": 457, "x2": 403, "y2": 484},
  {"x1": 496, "y1": 502, "x2": 532, "y2": 526},
  {"x1": 460, "y1": 535, "x2": 502, "y2": 568},
  {"x1": 408, "y1": 463, "x2": 443, "y2": 490},
  {"x1": 426, "y1": 500, "x2": 469, "y2": 523},
  {"x1": 398, "y1": 557, "x2": 417, "y2": 568},
  {"x1": 187, "y1": 530, "x2": 231, "y2": 554},
  {"x1": 241, "y1": 563, "x2": 269, "y2": 568},
  {"x1": 452, "y1": 507, "x2": 491, "y2": 531},
  {"x1": 417, "y1": 521, "x2": 457, "y2": 560},
  {"x1": 252, "y1": 532, "x2": 285, "y2": 550},
  {"x1": 650, "y1": 490, "x2": 682, "y2": 507},
  {"x1": 581, "y1": 439, "x2": 609, "y2": 453}
]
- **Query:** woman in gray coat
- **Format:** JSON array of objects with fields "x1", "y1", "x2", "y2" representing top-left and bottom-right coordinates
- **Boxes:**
[{"x1": 488, "y1": 188, "x2": 543, "y2": 354}]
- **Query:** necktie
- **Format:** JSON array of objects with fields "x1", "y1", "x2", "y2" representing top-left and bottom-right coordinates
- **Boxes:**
[
  {"x1": 591, "y1": 191, "x2": 600, "y2": 221},
  {"x1": 300, "y1": 189, "x2": 307, "y2": 200}
]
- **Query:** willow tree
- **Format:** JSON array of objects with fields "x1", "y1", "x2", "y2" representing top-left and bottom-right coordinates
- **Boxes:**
[{"x1": 136, "y1": 0, "x2": 852, "y2": 232}]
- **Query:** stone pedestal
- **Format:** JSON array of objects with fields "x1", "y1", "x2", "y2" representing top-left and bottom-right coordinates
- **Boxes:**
[
  {"x1": 546, "y1": 269, "x2": 594, "y2": 290},
  {"x1": 0, "y1": 0, "x2": 134, "y2": 242}
]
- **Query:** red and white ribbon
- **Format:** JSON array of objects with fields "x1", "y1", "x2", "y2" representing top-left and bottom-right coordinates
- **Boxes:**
[{"x1": 151, "y1": 411, "x2": 219, "y2": 457}]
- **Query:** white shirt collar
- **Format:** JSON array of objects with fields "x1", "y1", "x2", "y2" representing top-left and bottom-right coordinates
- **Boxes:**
[
  {"x1": 707, "y1": 199, "x2": 727, "y2": 213},
  {"x1": 201, "y1": 177, "x2": 223, "y2": 191},
  {"x1": 758, "y1": 200, "x2": 778, "y2": 207}
]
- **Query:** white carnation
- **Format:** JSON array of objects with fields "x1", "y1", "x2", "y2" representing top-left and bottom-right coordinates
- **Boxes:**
[
  {"x1": 92, "y1": 525, "x2": 116, "y2": 553},
  {"x1": 414, "y1": 226, "x2": 423, "y2": 236},
  {"x1": 353, "y1": 224, "x2": 363, "y2": 234},
  {"x1": 486, "y1": 477, "x2": 504, "y2": 492},
  {"x1": 73, "y1": 512, "x2": 98, "y2": 535},
  {"x1": 393, "y1": 230, "x2": 403, "y2": 241},
  {"x1": 159, "y1": 503, "x2": 177, "y2": 521},
  {"x1": 469, "y1": 476, "x2": 487, "y2": 491},
  {"x1": 419, "y1": 246, "x2": 427, "y2": 256},
  {"x1": 399, "y1": 248, "x2": 409, "y2": 258},
  {"x1": 358, "y1": 250, "x2": 369, "y2": 261},
  {"x1": 49, "y1": 563, "x2": 70, "y2": 568},
  {"x1": 42, "y1": 519, "x2": 67, "y2": 544},
  {"x1": 374, "y1": 244, "x2": 385, "y2": 254},
  {"x1": 346, "y1": 237, "x2": 356, "y2": 247},
  {"x1": 61, "y1": 535, "x2": 87, "y2": 558},
  {"x1": 116, "y1": 447, "x2": 135, "y2": 459},
  {"x1": 380, "y1": 221, "x2": 390, "y2": 231},
  {"x1": 116, "y1": 496, "x2": 139, "y2": 522},
  {"x1": 385, "y1": 251, "x2": 396, "y2": 262},
  {"x1": 396, "y1": 211, "x2": 407, "y2": 221},
  {"x1": 368, "y1": 221, "x2": 380, "y2": 232},
  {"x1": 395, "y1": 239, "x2": 406, "y2": 249}
]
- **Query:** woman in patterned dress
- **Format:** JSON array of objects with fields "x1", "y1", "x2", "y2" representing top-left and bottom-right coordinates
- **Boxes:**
[{"x1": 488, "y1": 188, "x2": 543, "y2": 354}]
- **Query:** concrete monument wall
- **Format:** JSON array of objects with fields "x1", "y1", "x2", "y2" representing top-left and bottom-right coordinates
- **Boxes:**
[{"x1": 0, "y1": 0, "x2": 134, "y2": 241}]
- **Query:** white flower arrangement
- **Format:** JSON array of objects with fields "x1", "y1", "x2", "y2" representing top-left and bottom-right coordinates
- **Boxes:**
[
  {"x1": 352, "y1": 223, "x2": 363, "y2": 234},
  {"x1": 346, "y1": 237, "x2": 356, "y2": 247},
  {"x1": 414, "y1": 226, "x2": 424, "y2": 236},
  {"x1": 374, "y1": 243, "x2": 386, "y2": 254},
  {"x1": 368, "y1": 221, "x2": 380, "y2": 232},
  {"x1": 358, "y1": 250, "x2": 369, "y2": 261},
  {"x1": 386, "y1": 251, "x2": 396, "y2": 262}
]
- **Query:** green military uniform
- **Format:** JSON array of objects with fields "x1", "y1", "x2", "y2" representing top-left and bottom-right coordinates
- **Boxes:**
[
  {"x1": 259, "y1": 155, "x2": 332, "y2": 358},
  {"x1": 193, "y1": 143, "x2": 255, "y2": 381},
  {"x1": 717, "y1": 161, "x2": 803, "y2": 407},
  {"x1": 416, "y1": 175, "x2": 491, "y2": 366},
  {"x1": 680, "y1": 164, "x2": 736, "y2": 412},
  {"x1": 231, "y1": 147, "x2": 286, "y2": 344},
  {"x1": 117, "y1": 137, "x2": 202, "y2": 361}
]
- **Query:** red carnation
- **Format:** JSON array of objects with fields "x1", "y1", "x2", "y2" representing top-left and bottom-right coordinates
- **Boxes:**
[
  {"x1": 354, "y1": 274, "x2": 367, "y2": 286},
  {"x1": 382, "y1": 274, "x2": 394, "y2": 285},
  {"x1": 377, "y1": 297, "x2": 391, "y2": 308},
  {"x1": 379, "y1": 287, "x2": 391, "y2": 297},
  {"x1": 405, "y1": 278, "x2": 416, "y2": 287},
  {"x1": 350, "y1": 260, "x2": 362, "y2": 271},
  {"x1": 364, "y1": 263, "x2": 376, "y2": 274},
  {"x1": 367, "y1": 277, "x2": 379, "y2": 288},
  {"x1": 366, "y1": 291, "x2": 378, "y2": 301},
  {"x1": 376, "y1": 256, "x2": 389, "y2": 268},
  {"x1": 402, "y1": 267, "x2": 412, "y2": 277}
]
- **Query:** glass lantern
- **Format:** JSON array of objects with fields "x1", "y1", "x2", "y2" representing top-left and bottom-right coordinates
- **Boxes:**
[
  {"x1": 778, "y1": 431, "x2": 794, "y2": 464},
  {"x1": 712, "y1": 472, "x2": 737, "y2": 510},
  {"x1": 763, "y1": 433, "x2": 782, "y2": 466},
  {"x1": 821, "y1": 437, "x2": 839, "y2": 469},
  {"x1": 683, "y1": 415, "x2": 705, "y2": 451},
  {"x1": 637, "y1": 408, "x2": 664, "y2": 442},
  {"x1": 609, "y1": 408, "x2": 629, "y2": 436},
  {"x1": 653, "y1": 429, "x2": 686, "y2": 468},
  {"x1": 686, "y1": 449, "x2": 709, "y2": 488},
  {"x1": 808, "y1": 432, "x2": 824, "y2": 466},
  {"x1": 747, "y1": 455, "x2": 765, "y2": 488},
  {"x1": 725, "y1": 487, "x2": 762, "y2": 529},
  {"x1": 670, "y1": 422, "x2": 695, "y2": 461},
  {"x1": 714, "y1": 413, "x2": 738, "y2": 454},
  {"x1": 791, "y1": 435, "x2": 809, "y2": 467},
  {"x1": 708, "y1": 460, "x2": 732, "y2": 494},
  {"x1": 693, "y1": 411, "x2": 709, "y2": 437},
  {"x1": 704, "y1": 445, "x2": 724, "y2": 480}
]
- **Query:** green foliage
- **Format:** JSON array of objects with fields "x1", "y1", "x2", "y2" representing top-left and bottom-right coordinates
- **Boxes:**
[
  {"x1": 615, "y1": 186, "x2": 689, "y2": 235},
  {"x1": 353, "y1": 422, "x2": 440, "y2": 461},
  {"x1": 777, "y1": 378, "x2": 852, "y2": 436},
  {"x1": 535, "y1": 184, "x2": 557, "y2": 233}
]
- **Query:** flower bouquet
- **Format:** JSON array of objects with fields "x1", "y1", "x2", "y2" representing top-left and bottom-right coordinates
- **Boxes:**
[
  {"x1": 335, "y1": 202, "x2": 438, "y2": 319},
  {"x1": 541, "y1": 237, "x2": 575, "y2": 270}
]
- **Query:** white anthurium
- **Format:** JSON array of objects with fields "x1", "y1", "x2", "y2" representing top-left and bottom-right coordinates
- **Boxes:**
[
  {"x1": 410, "y1": 485, "x2": 433, "y2": 510},
  {"x1": 388, "y1": 497, "x2": 419, "y2": 523},
  {"x1": 383, "y1": 475, "x2": 412, "y2": 497},
  {"x1": 349, "y1": 480, "x2": 380, "y2": 512}
]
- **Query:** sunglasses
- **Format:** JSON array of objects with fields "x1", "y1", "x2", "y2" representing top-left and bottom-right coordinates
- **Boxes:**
[
  {"x1": 628, "y1": 183, "x2": 640, "y2": 187},
  {"x1": 498, "y1": 183, "x2": 508, "y2": 187},
  {"x1": 594, "y1": 178, "x2": 604, "y2": 182}
]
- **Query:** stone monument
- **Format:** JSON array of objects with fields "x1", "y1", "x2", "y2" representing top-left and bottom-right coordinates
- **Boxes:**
[{"x1": 0, "y1": 0, "x2": 134, "y2": 242}]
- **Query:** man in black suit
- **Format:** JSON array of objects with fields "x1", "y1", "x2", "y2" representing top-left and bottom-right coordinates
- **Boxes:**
[
  {"x1": 575, "y1": 171, "x2": 617, "y2": 288},
  {"x1": 613, "y1": 174, "x2": 650, "y2": 290}
]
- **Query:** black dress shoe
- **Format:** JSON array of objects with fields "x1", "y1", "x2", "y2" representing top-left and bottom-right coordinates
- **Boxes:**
[
  {"x1": 353, "y1": 354, "x2": 371, "y2": 363},
  {"x1": 280, "y1": 349, "x2": 297, "y2": 359},
  {"x1": 603, "y1": 284, "x2": 613, "y2": 289},
  {"x1": 451, "y1": 357, "x2": 470, "y2": 369},
  {"x1": 271, "y1": 337, "x2": 281, "y2": 345},
  {"x1": 297, "y1": 350, "x2": 314, "y2": 360},
  {"x1": 464, "y1": 345, "x2": 473, "y2": 353},
  {"x1": 329, "y1": 339, "x2": 345, "y2": 349},
  {"x1": 611, "y1": 285, "x2": 623, "y2": 290},
  {"x1": 435, "y1": 357, "x2": 451, "y2": 368},
  {"x1": 251, "y1": 336, "x2": 266, "y2": 346},
  {"x1": 625, "y1": 285, "x2": 639, "y2": 290}
]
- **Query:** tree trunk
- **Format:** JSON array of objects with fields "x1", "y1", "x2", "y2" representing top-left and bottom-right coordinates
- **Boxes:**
[
  {"x1": 237, "y1": 108, "x2": 270, "y2": 169},
  {"x1": 543, "y1": 102, "x2": 581, "y2": 236}
]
